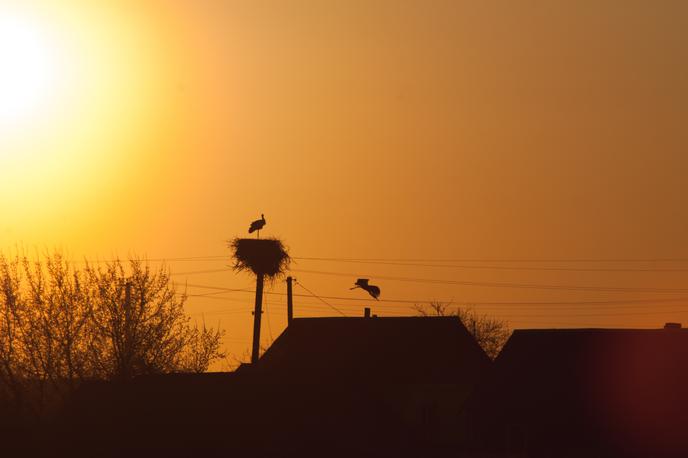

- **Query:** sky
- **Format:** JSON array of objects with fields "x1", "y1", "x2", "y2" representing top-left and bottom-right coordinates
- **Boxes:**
[{"x1": 1, "y1": 0, "x2": 687, "y2": 361}]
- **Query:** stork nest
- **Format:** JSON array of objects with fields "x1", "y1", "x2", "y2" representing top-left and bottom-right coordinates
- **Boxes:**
[{"x1": 230, "y1": 237, "x2": 290, "y2": 278}]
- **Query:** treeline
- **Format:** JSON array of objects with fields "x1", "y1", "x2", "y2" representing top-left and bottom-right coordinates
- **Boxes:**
[{"x1": 0, "y1": 252, "x2": 224, "y2": 419}]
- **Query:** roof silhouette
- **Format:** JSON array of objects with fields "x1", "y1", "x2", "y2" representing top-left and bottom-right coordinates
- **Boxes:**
[
  {"x1": 64, "y1": 316, "x2": 493, "y2": 455},
  {"x1": 250, "y1": 316, "x2": 492, "y2": 385},
  {"x1": 467, "y1": 327, "x2": 688, "y2": 456}
]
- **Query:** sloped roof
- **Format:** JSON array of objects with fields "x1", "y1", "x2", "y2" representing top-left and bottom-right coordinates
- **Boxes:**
[
  {"x1": 251, "y1": 316, "x2": 492, "y2": 385},
  {"x1": 469, "y1": 327, "x2": 688, "y2": 453}
]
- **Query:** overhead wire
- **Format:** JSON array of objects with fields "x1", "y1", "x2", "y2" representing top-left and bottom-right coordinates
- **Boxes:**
[
  {"x1": 178, "y1": 291, "x2": 688, "y2": 327},
  {"x1": 289, "y1": 268, "x2": 688, "y2": 294},
  {"x1": 106, "y1": 254, "x2": 688, "y2": 264},
  {"x1": 291, "y1": 257, "x2": 688, "y2": 273},
  {"x1": 292, "y1": 256, "x2": 688, "y2": 263},
  {"x1": 92, "y1": 256, "x2": 688, "y2": 293},
  {"x1": 179, "y1": 294, "x2": 688, "y2": 322},
  {"x1": 75, "y1": 253, "x2": 688, "y2": 265},
  {"x1": 171, "y1": 268, "x2": 231, "y2": 276},
  {"x1": 178, "y1": 282, "x2": 688, "y2": 308},
  {"x1": 293, "y1": 278, "x2": 347, "y2": 317},
  {"x1": 155, "y1": 253, "x2": 688, "y2": 323}
]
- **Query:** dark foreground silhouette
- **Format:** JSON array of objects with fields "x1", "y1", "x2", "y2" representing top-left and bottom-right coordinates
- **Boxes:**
[
  {"x1": 2, "y1": 318, "x2": 687, "y2": 457},
  {"x1": 466, "y1": 325, "x2": 688, "y2": 458}
]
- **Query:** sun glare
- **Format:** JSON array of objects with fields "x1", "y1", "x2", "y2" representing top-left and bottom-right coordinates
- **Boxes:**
[
  {"x1": 0, "y1": 5, "x2": 168, "y2": 233},
  {"x1": 0, "y1": 12, "x2": 56, "y2": 126}
]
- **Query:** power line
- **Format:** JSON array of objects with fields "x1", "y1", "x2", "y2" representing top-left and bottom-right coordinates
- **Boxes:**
[
  {"x1": 73, "y1": 254, "x2": 688, "y2": 265},
  {"x1": 486, "y1": 309, "x2": 688, "y2": 318},
  {"x1": 507, "y1": 320, "x2": 668, "y2": 328},
  {"x1": 186, "y1": 290, "x2": 250, "y2": 298},
  {"x1": 178, "y1": 282, "x2": 688, "y2": 307},
  {"x1": 183, "y1": 290, "x2": 688, "y2": 310},
  {"x1": 82, "y1": 255, "x2": 688, "y2": 278},
  {"x1": 177, "y1": 293, "x2": 251, "y2": 305},
  {"x1": 181, "y1": 300, "x2": 688, "y2": 323},
  {"x1": 293, "y1": 279, "x2": 347, "y2": 317},
  {"x1": 293, "y1": 256, "x2": 688, "y2": 264},
  {"x1": 185, "y1": 301, "x2": 688, "y2": 321},
  {"x1": 290, "y1": 268, "x2": 688, "y2": 294},
  {"x1": 171, "y1": 268, "x2": 231, "y2": 276},
  {"x1": 180, "y1": 283, "x2": 251, "y2": 292},
  {"x1": 292, "y1": 257, "x2": 688, "y2": 273},
  {"x1": 68, "y1": 255, "x2": 227, "y2": 264}
]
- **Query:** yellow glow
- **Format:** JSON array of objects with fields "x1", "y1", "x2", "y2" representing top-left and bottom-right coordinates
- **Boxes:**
[
  {"x1": 0, "y1": 11, "x2": 56, "y2": 126},
  {"x1": 0, "y1": 3, "x2": 174, "y2": 239}
]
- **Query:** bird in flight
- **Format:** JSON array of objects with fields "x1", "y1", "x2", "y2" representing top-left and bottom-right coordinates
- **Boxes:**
[
  {"x1": 350, "y1": 278, "x2": 381, "y2": 300},
  {"x1": 248, "y1": 214, "x2": 266, "y2": 238}
]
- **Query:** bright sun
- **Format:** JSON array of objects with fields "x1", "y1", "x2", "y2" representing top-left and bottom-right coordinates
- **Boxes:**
[{"x1": 0, "y1": 12, "x2": 56, "y2": 126}]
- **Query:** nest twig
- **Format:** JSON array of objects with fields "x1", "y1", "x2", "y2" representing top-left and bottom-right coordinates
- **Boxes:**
[{"x1": 229, "y1": 237, "x2": 290, "y2": 278}]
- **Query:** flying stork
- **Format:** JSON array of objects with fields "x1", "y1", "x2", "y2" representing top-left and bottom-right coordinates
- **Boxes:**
[
  {"x1": 248, "y1": 214, "x2": 266, "y2": 238},
  {"x1": 350, "y1": 278, "x2": 381, "y2": 300}
]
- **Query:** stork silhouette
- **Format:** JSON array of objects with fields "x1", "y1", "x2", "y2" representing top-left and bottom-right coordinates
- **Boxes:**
[
  {"x1": 350, "y1": 278, "x2": 381, "y2": 300},
  {"x1": 248, "y1": 214, "x2": 266, "y2": 238}
]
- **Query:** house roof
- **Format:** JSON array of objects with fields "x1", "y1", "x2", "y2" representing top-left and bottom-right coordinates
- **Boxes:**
[
  {"x1": 468, "y1": 326, "x2": 688, "y2": 452},
  {"x1": 493, "y1": 327, "x2": 688, "y2": 390},
  {"x1": 249, "y1": 316, "x2": 492, "y2": 385}
]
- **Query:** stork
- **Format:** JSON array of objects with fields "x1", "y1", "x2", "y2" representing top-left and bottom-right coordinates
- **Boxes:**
[
  {"x1": 350, "y1": 278, "x2": 381, "y2": 300},
  {"x1": 248, "y1": 214, "x2": 266, "y2": 238}
]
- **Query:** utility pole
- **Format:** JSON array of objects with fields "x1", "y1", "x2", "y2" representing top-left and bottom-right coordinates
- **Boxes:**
[
  {"x1": 286, "y1": 276, "x2": 293, "y2": 325},
  {"x1": 251, "y1": 273, "x2": 265, "y2": 364}
]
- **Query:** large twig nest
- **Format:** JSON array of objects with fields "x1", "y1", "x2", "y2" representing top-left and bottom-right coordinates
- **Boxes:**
[{"x1": 230, "y1": 238, "x2": 290, "y2": 278}]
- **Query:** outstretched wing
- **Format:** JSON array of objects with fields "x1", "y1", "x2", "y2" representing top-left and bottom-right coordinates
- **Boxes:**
[{"x1": 367, "y1": 285, "x2": 381, "y2": 300}]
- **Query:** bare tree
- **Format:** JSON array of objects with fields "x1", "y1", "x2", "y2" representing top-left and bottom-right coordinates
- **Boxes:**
[
  {"x1": 413, "y1": 302, "x2": 511, "y2": 359},
  {"x1": 21, "y1": 254, "x2": 93, "y2": 401},
  {"x1": 0, "y1": 251, "x2": 226, "y2": 418},
  {"x1": 0, "y1": 254, "x2": 28, "y2": 414},
  {"x1": 179, "y1": 321, "x2": 226, "y2": 373},
  {"x1": 84, "y1": 258, "x2": 225, "y2": 380}
]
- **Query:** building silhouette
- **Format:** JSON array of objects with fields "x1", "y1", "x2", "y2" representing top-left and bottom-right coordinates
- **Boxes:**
[
  {"x1": 63, "y1": 315, "x2": 491, "y2": 457},
  {"x1": 466, "y1": 324, "x2": 688, "y2": 457}
]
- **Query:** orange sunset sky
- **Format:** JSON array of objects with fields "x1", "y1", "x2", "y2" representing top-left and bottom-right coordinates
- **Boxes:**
[{"x1": 1, "y1": 0, "x2": 687, "y2": 360}]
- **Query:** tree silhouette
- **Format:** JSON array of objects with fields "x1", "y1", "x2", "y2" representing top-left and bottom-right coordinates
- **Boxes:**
[
  {"x1": 180, "y1": 321, "x2": 226, "y2": 373},
  {"x1": 414, "y1": 302, "x2": 511, "y2": 359},
  {"x1": 0, "y1": 251, "x2": 226, "y2": 419},
  {"x1": 84, "y1": 258, "x2": 225, "y2": 380},
  {"x1": 0, "y1": 253, "x2": 28, "y2": 416},
  {"x1": 230, "y1": 237, "x2": 290, "y2": 363}
]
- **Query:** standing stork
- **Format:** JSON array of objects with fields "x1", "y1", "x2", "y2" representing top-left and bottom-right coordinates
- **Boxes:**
[{"x1": 248, "y1": 214, "x2": 266, "y2": 238}]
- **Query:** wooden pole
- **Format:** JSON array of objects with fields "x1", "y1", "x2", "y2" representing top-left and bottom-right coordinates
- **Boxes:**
[
  {"x1": 251, "y1": 273, "x2": 265, "y2": 364},
  {"x1": 286, "y1": 276, "x2": 293, "y2": 325}
]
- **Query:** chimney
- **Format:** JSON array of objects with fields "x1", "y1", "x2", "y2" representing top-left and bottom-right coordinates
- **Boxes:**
[
  {"x1": 364, "y1": 307, "x2": 371, "y2": 318},
  {"x1": 664, "y1": 322, "x2": 682, "y2": 329}
]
